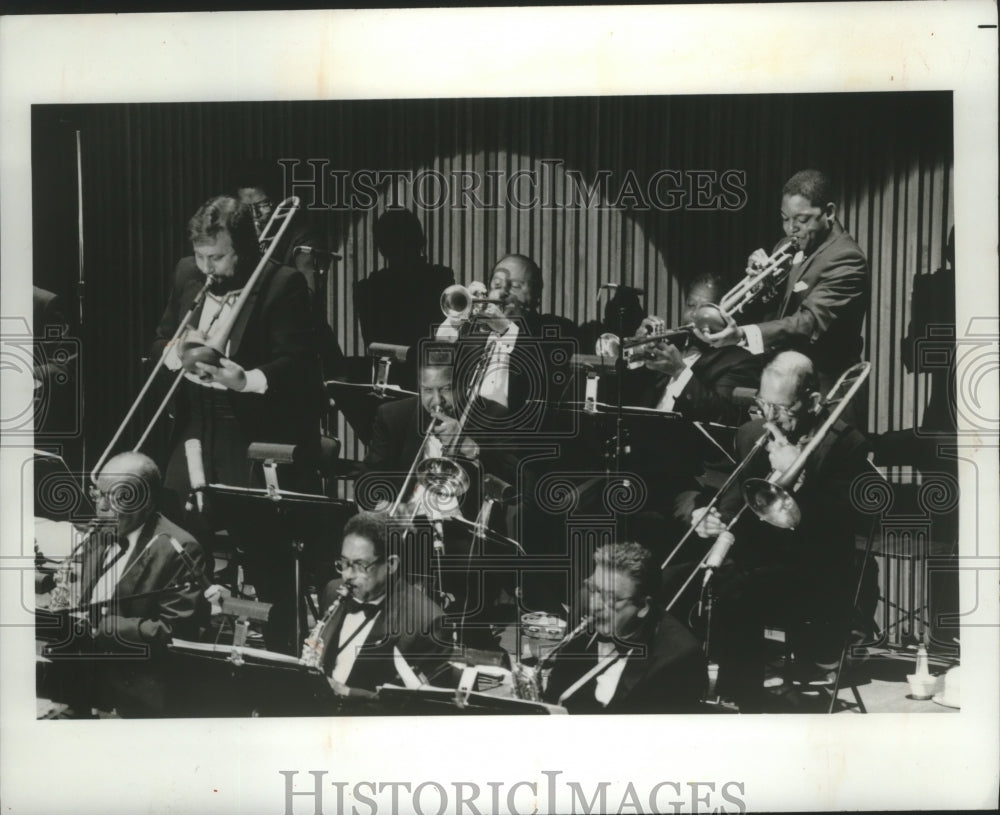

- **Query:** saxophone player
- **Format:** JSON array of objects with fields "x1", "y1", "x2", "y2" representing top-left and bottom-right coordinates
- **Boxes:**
[{"x1": 542, "y1": 542, "x2": 706, "y2": 714}]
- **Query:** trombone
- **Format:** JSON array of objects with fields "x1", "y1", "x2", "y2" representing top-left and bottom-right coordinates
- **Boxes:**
[
  {"x1": 91, "y1": 196, "x2": 302, "y2": 484},
  {"x1": 662, "y1": 361, "x2": 871, "y2": 613}
]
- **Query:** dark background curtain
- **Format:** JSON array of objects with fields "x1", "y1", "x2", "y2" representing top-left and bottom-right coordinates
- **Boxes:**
[{"x1": 31, "y1": 93, "x2": 953, "y2": 472}]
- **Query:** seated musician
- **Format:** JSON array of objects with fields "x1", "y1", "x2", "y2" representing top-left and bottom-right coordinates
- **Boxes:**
[
  {"x1": 39, "y1": 452, "x2": 209, "y2": 717},
  {"x1": 361, "y1": 342, "x2": 516, "y2": 511},
  {"x1": 691, "y1": 351, "x2": 869, "y2": 712},
  {"x1": 302, "y1": 511, "x2": 450, "y2": 700},
  {"x1": 629, "y1": 274, "x2": 761, "y2": 427},
  {"x1": 543, "y1": 541, "x2": 706, "y2": 713}
]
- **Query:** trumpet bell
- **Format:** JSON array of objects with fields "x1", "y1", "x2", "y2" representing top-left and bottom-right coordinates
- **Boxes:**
[
  {"x1": 441, "y1": 284, "x2": 472, "y2": 320},
  {"x1": 742, "y1": 477, "x2": 802, "y2": 529},
  {"x1": 689, "y1": 303, "x2": 728, "y2": 335},
  {"x1": 596, "y1": 332, "x2": 621, "y2": 358}
]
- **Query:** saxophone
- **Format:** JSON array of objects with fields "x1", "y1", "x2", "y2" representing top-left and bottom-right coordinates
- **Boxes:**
[
  {"x1": 300, "y1": 584, "x2": 351, "y2": 670},
  {"x1": 511, "y1": 616, "x2": 593, "y2": 701}
]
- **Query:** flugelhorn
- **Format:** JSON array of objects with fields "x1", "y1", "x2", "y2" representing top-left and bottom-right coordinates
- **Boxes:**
[
  {"x1": 742, "y1": 361, "x2": 871, "y2": 529},
  {"x1": 91, "y1": 196, "x2": 301, "y2": 485}
]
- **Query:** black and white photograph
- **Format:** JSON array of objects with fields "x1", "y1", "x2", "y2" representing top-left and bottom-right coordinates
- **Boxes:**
[{"x1": 1, "y1": 5, "x2": 997, "y2": 814}]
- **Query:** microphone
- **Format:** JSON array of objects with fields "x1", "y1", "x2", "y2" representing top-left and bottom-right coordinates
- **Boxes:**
[
  {"x1": 701, "y1": 530, "x2": 735, "y2": 587},
  {"x1": 184, "y1": 439, "x2": 206, "y2": 512},
  {"x1": 166, "y1": 537, "x2": 229, "y2": 606}
]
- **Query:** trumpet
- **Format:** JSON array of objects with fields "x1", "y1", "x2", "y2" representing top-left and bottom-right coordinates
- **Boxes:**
[
  {"x1": 440, "y1": 282, "x2": 493, "y2": 321},
  {"x1": 690, "y1": 236, "x2": 800, "y2": 332},
  {"x1": 91, "y1": 197, "x2": 301, "y2": 485},
  {"x1": 662, "y1": 361, "x2": 871, "y2": 612}
]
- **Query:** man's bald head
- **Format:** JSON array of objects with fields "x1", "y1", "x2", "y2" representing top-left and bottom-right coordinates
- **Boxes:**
[
  {"x1": 762, "y1": 351, "x2": 819, "y2": 397},
  {"x1": 758, "y1": 351, "x2": 822, "y2": 438},
  {"x1": 94, "y1": 452, "x2": 161, "y2": 535}
]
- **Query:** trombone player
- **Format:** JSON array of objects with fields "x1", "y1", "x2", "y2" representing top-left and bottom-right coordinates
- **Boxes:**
[
  {"x1": 690, "y1": 351, "x2": 870, "y2": 712},
  {"x1": 150, "y1": 194, "x2": 323, "y2": 653}
]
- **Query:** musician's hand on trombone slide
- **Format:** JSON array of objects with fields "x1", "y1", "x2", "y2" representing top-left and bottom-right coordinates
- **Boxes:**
[{"x1": 691, "y1": 506, "x2": 726, "y2": 539}]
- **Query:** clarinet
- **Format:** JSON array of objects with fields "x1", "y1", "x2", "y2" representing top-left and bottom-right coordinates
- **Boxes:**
[{"x1": 300, "y1": 584, "x2": 351, "y2": 669}]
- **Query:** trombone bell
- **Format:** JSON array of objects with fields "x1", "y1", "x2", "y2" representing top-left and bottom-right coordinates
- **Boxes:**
[
  {"x1": 689, "y1": 303, "x2": 728, "y2": 335},
  {"x1": 180, "y1": 337, "x2": 223, "y2": 373},
  {"x1": 742, "y1": 477, "x2": 802, "y2": 529}
]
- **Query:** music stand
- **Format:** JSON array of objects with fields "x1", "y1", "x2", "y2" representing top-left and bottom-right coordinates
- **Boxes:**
[
  {"x1": 325, "y1": 380, "x2": 416, "y2": 447},
  {"x1": 168, "y1": 639, "x2": 340, "y2": 716},
  {"x1": 206, "y1": 483, "x2": 356, "y2": 646}
]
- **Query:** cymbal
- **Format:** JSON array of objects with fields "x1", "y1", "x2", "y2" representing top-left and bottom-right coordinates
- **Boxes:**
[
  {"x1": 324, "y1": 380, "x2": 417, "y2": 397},
  {"x1": 533, "y1": 399, "x2": 683, "y2": 420}
]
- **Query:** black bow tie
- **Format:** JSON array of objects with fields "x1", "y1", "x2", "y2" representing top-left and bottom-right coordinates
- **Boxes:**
[{"x1": 343, "y1": 596, "x2": 383, "y2": 617}]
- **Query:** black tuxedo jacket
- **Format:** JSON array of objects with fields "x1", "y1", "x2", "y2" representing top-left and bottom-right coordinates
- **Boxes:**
[
  {"x1": 80, "y1": 513, "x2": 209, "y2": 715},
  {"x1": 754, "y1": 223, "x2": 868, "y2": 380},
  {"x1": 454, "y1": 312, "x2": 577, "y2": 435},
  {"x1": 543, "y1": 610, "x2": 706, "y2": 714},
  {"x1": 635, "y1": 345, "x2": 761, "y2": 427},
  {"x1": 316, "y1": 579, "x2": 449, "y2": 693},
  {"x1": 151, "y1": 257, "x2": 323, "y2": 461}
]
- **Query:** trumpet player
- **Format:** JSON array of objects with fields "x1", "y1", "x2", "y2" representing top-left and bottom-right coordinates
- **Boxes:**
[
  {"x1": 630, "y1": 275, "x2": 761, "y2": 426},
  {"x1": 690, "y1": 351, "x2": 870, "y2": 712},
  {"x1": 542, "y1": 541, "x2": 706, "y2": 714},
  {"x1": 696, "y1": 169, "x2": 868, "y2": 420}
]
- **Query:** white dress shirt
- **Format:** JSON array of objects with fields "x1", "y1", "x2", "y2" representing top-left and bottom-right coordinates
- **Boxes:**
[
  {"x1": 654, "y1": 349, "x2": 702, "y2": 412},
  {"x1": 477, "y1": 323, "x2": 519, "y2": 408},
  {"x1": 161, "y1": 289, "x2": 268, "y2": 393},
  {"x1": 88, "y1": 526, "x2": 143, "y2": 606},
  {"x1": 593, "y1": 640, "x2": 630, "y2": 706},
  {"x1": 330, "y1": 594, "x2": 385, "y2": 685}
]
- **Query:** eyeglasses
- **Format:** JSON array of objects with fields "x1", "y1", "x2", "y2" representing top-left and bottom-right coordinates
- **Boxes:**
[
  {"x1": 247, "y1": 199, "x2": 273, "y2": 216},
  {"x1": 583, "y1": 578, "x2": 635, "y2": 610},
  {"x1": 87, "y1": 484, "x2": 139, "y2": 511},
  {"x1": 334, "y1": 557, "x2": 384, "y2": 575},
  {"x1": 749, "y1": 398, "x2": 800, "y2": 421}
]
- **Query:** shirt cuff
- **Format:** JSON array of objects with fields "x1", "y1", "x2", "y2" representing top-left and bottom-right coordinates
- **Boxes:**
[
  {"x1": 670, "y1": 364, "x2": 696, "y2": 395},
  {"x1": 242, "y1": 368, "x2": 268, "y2": 394},
  {"x1": 459, "y1": 437, "x2": 480, "y2": 459},
  {"x1": 162, "y1": 342, "x2": 182, "y2": 371},
  {"x1": 741, "y1": 324, "x2": 764, "y2": 355}
]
